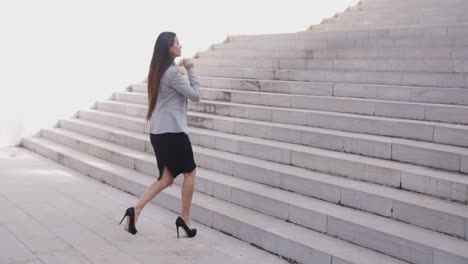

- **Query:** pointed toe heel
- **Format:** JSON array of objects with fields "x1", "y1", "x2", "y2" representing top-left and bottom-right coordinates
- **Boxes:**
[
  {"x1": 120, "y1": 207, "x2": 138, "y2": 235},
  {"x1": 175, "y1": 216, "x2": 196, "y2": 239}
]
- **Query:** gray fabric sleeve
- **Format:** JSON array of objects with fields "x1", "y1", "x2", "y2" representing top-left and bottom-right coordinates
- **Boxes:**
[{"x1": 169, "y1": 67, "x2": 201, "y2": 102}]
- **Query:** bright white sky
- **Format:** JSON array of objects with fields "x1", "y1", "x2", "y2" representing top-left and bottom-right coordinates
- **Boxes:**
[{"x1": 0, "y1": 0, "x2": 359, "y2": 147}]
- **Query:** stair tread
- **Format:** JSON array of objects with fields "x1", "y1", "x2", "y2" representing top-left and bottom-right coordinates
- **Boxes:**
[
  {"x1": 99, "y1": 98, "x2": 468, "y2": 131},
  {"x1": 193, "y1": 65, "x2": 468, "y2": 75},
  {"x1": 197, "y1": 57, "x2": 468, "y2": 62},
  {"x1": 231, "y1": 24, "x2": 468, "y2": 39},
  {"x1": 118, "y1": 88, "x2": 468, "y2": 110},
  {"x1": 133, "y1": 78, "x2": 468, "y2": 92}
]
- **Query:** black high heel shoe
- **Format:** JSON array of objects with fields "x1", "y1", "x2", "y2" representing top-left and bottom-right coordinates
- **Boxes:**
[
  {"x1": 119, "y1": 207, "x2": 138, "y2": 235},
  {"x1": 175, "y1": 216, "x2": 197, "y2": 239}
]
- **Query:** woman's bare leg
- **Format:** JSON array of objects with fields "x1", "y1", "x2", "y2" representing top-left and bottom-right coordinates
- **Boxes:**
[
  {"x1": 134, "y1": 167, "x2": 174, "y2": 224},
  {"x1": 181, "y1": 168, "x2": 196, "y2": 227}
]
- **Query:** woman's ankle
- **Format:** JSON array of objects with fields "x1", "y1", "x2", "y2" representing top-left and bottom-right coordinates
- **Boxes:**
[
  {"x1": 134, "y1": 206, "x2": 143, "y2": 219},
  {"x1": 181, "y1": 215, "x2": 191, "y2": 225}
]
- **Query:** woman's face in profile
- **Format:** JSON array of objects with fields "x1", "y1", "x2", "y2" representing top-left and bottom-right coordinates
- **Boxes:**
[{"x1": 170, "y1": 36, "x2": 182, "y2": 58}]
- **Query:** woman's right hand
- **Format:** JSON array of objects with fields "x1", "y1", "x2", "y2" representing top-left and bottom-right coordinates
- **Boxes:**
[{"x1": 182, "y1": 58, "x2": 194, "y2": 70}]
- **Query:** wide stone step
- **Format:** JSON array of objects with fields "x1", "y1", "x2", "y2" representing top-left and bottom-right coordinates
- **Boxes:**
[
  {"x1": 307, "y1": 23, "x2": 468, "y2": 33},
  {"x1": 73, "y1": 109, "x2": 468, "y2": 204},
  {"x1": 348, "y1": 10, "x2": 468, "y2": 19},
  {"x1": 360, "y1": 0, "x2": 467, "y2": 6},
  {"x1": 332, "y1": 11, "x2": 468, "y2": 22},
  {"x1": 224, "y1": 36, "x2": 468, "y2": 50},
  {"x1": 193, "y1": 66, "x2": 468, "y2": 88},
  {"x1": 28, "y1": 128, "x2": 468, "y2": 264},
  {"x1": 219, "y1": 37, "x2": 468, "y2": 52},
  {"x1": 327, "y1": 14, "x2": 468, "y2": 27},
  {"x1": 199, "y1": 48, "x2": 314, "y2": 59},
  {"x1": 324, "y1": 20, "x2": 468, "y2": 30},
  {"x1": 338, "y1": 7, "x2": 468, "y2": 19},
  {"x1": 131, "y1": 79, "x2": 468, "y2": 106},
  {"x1": 206, "y1": 45, "x2": 468, "y2": 60},
  {"x1": 320, "y1": 19, "x2": 468, "y2": 31},
  {"x1": 96, "y1": 98, "x2": 468, "y2": 161},
  {"x1": 114, "y1": 89, "x2": 468, "y2": 126},
  {"x1": 22, "y1": 137, "x2": 412, "y2": 264},
  {"x1": 351, "y1": 9, "x2": 468, "y2": 17},
  {"x1": 348, "y1": 3, "x2": 468, "y2": 17},
  {"x1": 229, "y1": 25, "x2": 468, "y2": 42},
  {"x1": 192, "y1": 57, "x2": 468, "y2": 74},
  {"x1": 357, "y1": 0, "x2": 468, "y2": 11}
]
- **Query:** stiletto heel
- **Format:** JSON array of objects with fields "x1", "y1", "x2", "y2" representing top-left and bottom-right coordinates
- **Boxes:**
[
  {"x1": 119, "y1": 214, "x2": 126, "y2": 224},
  {"x1": 175, "y1": 216, "x2": 196, "y2": 239},
  {"x1": 120, "y1": 207, "x2": 138, "y2": 235}
]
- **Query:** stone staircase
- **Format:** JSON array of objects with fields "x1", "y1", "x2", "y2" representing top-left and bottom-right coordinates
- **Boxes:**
[
  {"x1": 22, "y1": 0, "x2": 468, "y2": 263},
  {"x1": 310, "y1": 0, "x2": 468, "y2": 31}
]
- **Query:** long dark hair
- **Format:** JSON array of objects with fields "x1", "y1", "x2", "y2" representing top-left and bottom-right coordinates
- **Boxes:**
[{"x1": 146, "y1": 32, "x2": 176, "y2": 122}]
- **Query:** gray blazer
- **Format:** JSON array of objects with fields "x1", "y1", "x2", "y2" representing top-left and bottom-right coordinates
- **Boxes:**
[{"x1": 147, "y1": 63, "x2": 200, "y2": 135}]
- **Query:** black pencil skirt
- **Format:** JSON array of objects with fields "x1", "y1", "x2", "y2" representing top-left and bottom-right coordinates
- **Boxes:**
[{"x1": 150, "y1": 132, "x2": 197, "y2": 181}]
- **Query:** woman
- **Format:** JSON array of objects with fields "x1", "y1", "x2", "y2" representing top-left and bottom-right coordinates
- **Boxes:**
[{"x1": 119, "y1": 31, "x2": 200, "y2": 239}]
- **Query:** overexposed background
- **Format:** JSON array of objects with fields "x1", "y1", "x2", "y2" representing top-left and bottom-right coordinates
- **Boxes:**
[{"x1": 0, "y1": 0, "x2": 359, "y2": 147}]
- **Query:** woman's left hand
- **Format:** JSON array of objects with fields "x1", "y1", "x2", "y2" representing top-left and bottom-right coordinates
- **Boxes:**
[{"x1": 182, "y1": 59, "x2": 194, "y2": 70}]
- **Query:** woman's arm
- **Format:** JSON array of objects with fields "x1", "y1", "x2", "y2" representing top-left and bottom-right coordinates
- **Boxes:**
[{"x1": 169, "y1": 66, "x2": 201, "y2": 102}]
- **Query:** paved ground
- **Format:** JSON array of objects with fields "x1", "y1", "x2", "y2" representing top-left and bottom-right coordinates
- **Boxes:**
[{"x1": 0, "y1": 147, "x2": 288, "y2": 264}]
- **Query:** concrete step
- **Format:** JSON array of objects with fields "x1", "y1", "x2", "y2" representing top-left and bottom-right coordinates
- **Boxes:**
[
  {"x1": 352, "y1": 2, "x2": 468, "y2": 15},
  {"x1": 326, "y1": 21, "x2": 468, "y2": 31},
  {"x1": 333, "y1": 11, "x2": 468, "y2": 21},
  {"x1": 360, "y1": 0, "x2": 468, "y2": 4},
  {"x1": 351, "y1": 9, "x2": 468, "y2": 17},
  {"x1": 73, "y1": 109, "x2": 468, "y2": 205},
  {"x1": 338, "y1": 7, "x2": 468, "y2": 19},
  {"x1": 192, "y1": 57, "x2": 468, "y2": 74},
  {"x1": 307, "y1": 23, "x2": 468, "y2": 33},
  {"x1": 97, "y1": 101, "x2": 468, "y2": 169},
  {"x1": 61, "y1": 116, "x2": 468, "y2": 204},
  {"x1": 360, "y1": 0, "x2": 468, "y2": 6},
  {"x1": 192, "y1": 66, "x2": 468, "y2": 88},
  {"x1": 115, "y1": 89, "x2": 468, "y2": 126},
  {"x1": 357, "y1": 0, "x2": 468, "y2": 10},
  {"x1": 348, "y1": 10, "x2": 468, "y2": 19},
  {"x1": 229, "y1": 25, "x2": 468, "y2": 42},
  {"x1": 328, "y1": 14, "x2": 468, "y2": 26},
  {"x1": 22, "y1": 137, "x2": 412, "y2": 264},
  {"x1": 199, "y1": 49, "x2": 315, "y2": 59},
  {"x1": 321, "y1": 19, "x2": 468, "y2": 30},
  {"x1": 134, "y1": 79, "x2": 468, "y2": 106},
  {"x1": 191, "y1": 79, "x2": 468, "y2": 106},
  {"x1": 206, "y1": 45, "x2": 468, "y2": 60},
  {"x1": 220, "y1": 36, "x2": 468, "y2": 50},
  {"x1": 131, "y1": 79, "x2": 324, "y2": 98},
  {"x1": 223, "y1": 37, "x2": 468, "y2": 51},
  {"x1": 28, "y1": 128, "x2": 468, "y2": 264}
]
